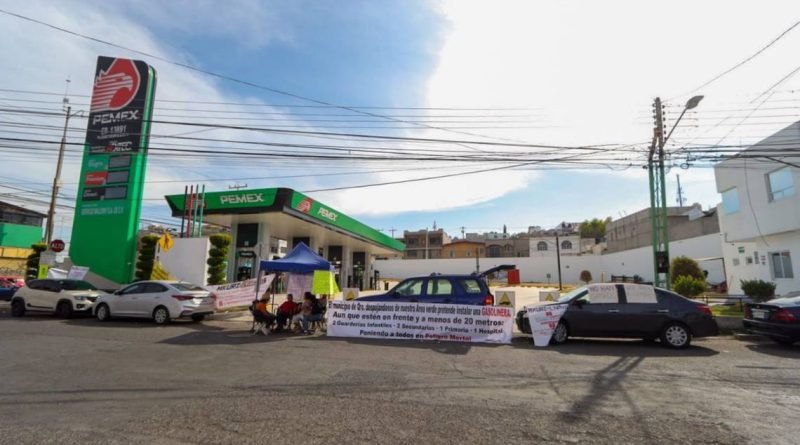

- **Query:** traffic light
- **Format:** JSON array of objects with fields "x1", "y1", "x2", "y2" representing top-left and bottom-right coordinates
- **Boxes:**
[{"x1": 656, "y1": 251, "x2": 669, "y2": 273}]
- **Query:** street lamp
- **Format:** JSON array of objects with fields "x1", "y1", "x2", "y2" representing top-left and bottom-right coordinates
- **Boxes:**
[{"x1": 649, "y1": 95, "x2": 704, "y2": 289}]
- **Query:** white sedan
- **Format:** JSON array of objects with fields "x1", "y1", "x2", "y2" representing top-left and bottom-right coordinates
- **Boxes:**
[{"x1": 93, "y1": 280, "x2": 216, "y2": 324}]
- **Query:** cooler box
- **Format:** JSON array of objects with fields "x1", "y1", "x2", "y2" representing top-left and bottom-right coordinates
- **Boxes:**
[{"x1": 507, "y1": 269, "x2": 521, "y2": 285}]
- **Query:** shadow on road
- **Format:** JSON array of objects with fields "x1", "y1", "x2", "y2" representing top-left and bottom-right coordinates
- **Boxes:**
[
  {"x1": 534, "y1": 338, "x2": 720, "y2": 357},
  {"x1": 745, "y1": 342, "x2": 800, "y2": 358}
]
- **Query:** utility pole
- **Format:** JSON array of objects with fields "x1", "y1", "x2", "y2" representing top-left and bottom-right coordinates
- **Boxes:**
[
  {"x1": 460, "y1": 226, "x2": 465, "y2": 238},
  {"x1": 45, "y1": 104, "x2": 72, "y2": 244},
  {"x1": 389, "y1": 228, "x2": 396, "y2": 238},
  {"x1": 555, "y1": 234, "x2": 563, "y2": 290},
  {"x1": 676, "y1": 174, "x2": 686, "y2": 207},
  {"x1": 648, "y1": 95, "x2": 704, "y2": 290}
]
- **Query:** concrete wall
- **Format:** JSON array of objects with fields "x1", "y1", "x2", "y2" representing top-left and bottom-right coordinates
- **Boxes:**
[
  {"x1": 721, "y1": 231, "x2": 800, "y2": 296},
  {"x1": 159, "y1": 237, "x2": 211, "y2": 285},
  {"x1": 374, "y1": 233, "x2": 724, "y2": 285}
]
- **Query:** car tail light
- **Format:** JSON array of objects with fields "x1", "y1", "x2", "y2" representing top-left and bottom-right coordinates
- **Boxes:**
[
  {"x1": 172, "y1": 294, "x2": 194, "y2": 301},
  {"x1": 771, "y1": 309, "x2": 798, "y2": 323},
  {"x1": 483, "y1": 294, "x2": 494, "y2": 306},
  {"x1": 696, "y1": 304, "x2": 712, "y2": 316}
]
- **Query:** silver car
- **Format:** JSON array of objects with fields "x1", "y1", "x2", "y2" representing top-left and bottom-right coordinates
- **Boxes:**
[{"x1": 93, "y1": 280, "x2": 216, "y2": 324}]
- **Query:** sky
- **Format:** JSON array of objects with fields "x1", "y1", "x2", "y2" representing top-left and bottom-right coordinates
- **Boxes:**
[{"x1": 2, "y1": 0, "x2": 800, "y2": 241}]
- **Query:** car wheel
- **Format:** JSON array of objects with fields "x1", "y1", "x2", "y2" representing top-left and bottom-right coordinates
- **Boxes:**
[
  {"x1": 771, "y1": 337, "x2": 797, "y2": 346},
  {"x1": 153, "y1": 306, "x2": 170, "y2": 325},
  {"x1": 191, "y1": 314, "x2": 206, "y2": 322},
  {"x1": 661, "y1": 323, "x2": 692, "y2": 349},
  {"x1": 95, "y1": 304, "x2": 111, "y2": 322},
  {"x1": 550, "y1": 321, "x2": 569, "y2": 345},
  {"x1": 56, "y1": 301, "x2": 73, "y2": 319},
  {"x1": 10, "y1": 300, "x2": 25, "y2": 317}
]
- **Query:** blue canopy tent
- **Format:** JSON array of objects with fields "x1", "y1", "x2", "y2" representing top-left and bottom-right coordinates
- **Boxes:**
[{"x1": 256, "y1": 242, "x2": 331, "y2": 309}]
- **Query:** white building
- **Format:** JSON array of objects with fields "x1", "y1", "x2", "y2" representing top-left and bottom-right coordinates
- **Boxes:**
[
  {"x1": 530, "y1": 235, "x2": 581, "y2": 257},
  {"x1": 715, "y1": 121, "x2": 800, "y2": 295}
]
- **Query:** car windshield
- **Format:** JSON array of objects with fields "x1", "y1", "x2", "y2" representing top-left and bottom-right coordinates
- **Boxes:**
[
  {"x1": 172, "y1": 282, "x2": 206, "y2": 292},
  {"x1": 557, "y1": 286, "x2": 587, "y2": 303},
  {"x1": 60, "y1": 280, "x2": 97, "y2": 291}
]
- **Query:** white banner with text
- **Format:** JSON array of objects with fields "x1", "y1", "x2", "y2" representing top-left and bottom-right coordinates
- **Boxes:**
[
  {"x1": 527, "y1": 304, "x2": 569, "y2": 347},
  {"x1": 207, "y1": 274, "x2": 275, "y2": 310},
  {"x1": 326, "y1": 301, "x2": 513, "y2": 344}
]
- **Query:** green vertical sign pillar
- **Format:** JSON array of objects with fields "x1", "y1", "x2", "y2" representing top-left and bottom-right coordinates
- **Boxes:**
[{"x1": 69, "y1": 56, "x2": 157, "y2": 284}]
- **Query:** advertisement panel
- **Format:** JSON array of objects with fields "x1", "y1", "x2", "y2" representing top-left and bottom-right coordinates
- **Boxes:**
[
  {"x1": 327, "y1": 301, "x2": 513, "y2": 344},
  {"x1": 70, "y1": 56, "x2": 157, "y2": 284}
]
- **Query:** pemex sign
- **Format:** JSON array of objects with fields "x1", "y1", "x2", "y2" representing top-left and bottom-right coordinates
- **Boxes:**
[{"x1": 69, "y1": 56, "x2": 157, "y2": 284}]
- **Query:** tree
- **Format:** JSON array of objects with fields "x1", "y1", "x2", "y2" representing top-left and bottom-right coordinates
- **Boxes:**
[
  {"x1": 134, "y1": 235, "x2": 160, "y2": 281},
  {"x1": 673, "y1": 275, "x2": 706, "y2": 298},
  {"x1": 579, "y1": 218, "x2": 608, "y2": 242},
  {"x1": 670, "y1": 256, "x2": 705, "y2": 284},
  {"x1": 207, "y1": 234, "x2": 232, "y2": 285},
  {"x1": 579, "y1": 270, "x2": 592, "y2": 284}
]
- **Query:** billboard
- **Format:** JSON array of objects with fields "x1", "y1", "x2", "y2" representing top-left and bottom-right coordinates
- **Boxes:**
[{"x1": 69, "y1": 56, "x2": 157, "y2": 284}]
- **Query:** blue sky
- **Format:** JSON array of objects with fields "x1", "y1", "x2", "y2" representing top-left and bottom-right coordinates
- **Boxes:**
[{"x1": 3, "y1": 0, "x2": 800, "y2": 241}]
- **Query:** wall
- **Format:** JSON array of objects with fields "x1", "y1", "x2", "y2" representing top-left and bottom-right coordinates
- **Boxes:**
[
  {"x1": 0, "y1": 223, "x2": 42, "y2": 249},
  {"x1": 159, "y1": 237, "x2": 211, "y2": 285},
  {"x1": 0, "y1": 246, "x2": 31, "y2": 276},
  {"x1": 721, "y1": 231, "x2": 800, "y2": 296},
  {"x1": 375, "y1": 233, "x2": 724, "y2": 285}
]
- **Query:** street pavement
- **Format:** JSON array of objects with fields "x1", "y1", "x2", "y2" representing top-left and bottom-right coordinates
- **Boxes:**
[{"x1": 0, "y1": 312, "x2": 798, "y2": 445}]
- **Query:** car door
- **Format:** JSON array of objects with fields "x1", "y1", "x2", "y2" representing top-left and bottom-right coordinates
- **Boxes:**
[
  {"x1": 390, "y1": 278, "x2": 426, "y2": 302},
  {"x1": 114, "y1": 283, "x2": 148, "y2": 316},
  {"x1": 422, "y1": 277, "x2": 455, "y2": 304},
  {"x1": 39, "y1": 280, "x2": 61, "y2": 311},
  {"x1": 618, "y1": 284, "x2": 665, "y2": 337},
  {"x1": 565, "y1": 285, "x2": 626, "y2": 337},
  {"x1": 137, "y1": 282, "x2": 170, "y2": 315}
]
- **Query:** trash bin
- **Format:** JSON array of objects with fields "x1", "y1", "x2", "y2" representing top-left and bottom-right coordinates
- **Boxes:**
[
  {"x1": 507, "y1": 269, "x2": 521, "y2": 285},
  {"x1": 384, "y1": 281, "x2": 390, "y2": 291}
]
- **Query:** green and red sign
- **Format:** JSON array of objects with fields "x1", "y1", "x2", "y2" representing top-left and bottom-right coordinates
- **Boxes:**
[{"x1": 69, "y1": 56, "x2": 157, "y2": 283}]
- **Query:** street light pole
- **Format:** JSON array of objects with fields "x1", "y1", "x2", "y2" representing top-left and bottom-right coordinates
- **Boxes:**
[
  {"x1": 45, "y1": 105, "x2": 72, "y2": 244},
  {"x1": 648, "y1": 95, "x2": 703, "y2": 289}
]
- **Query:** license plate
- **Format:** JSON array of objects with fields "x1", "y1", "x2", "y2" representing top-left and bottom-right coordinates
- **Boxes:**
[{"x1": 752, "y1": 309, "x2": 768, "y2": 320}]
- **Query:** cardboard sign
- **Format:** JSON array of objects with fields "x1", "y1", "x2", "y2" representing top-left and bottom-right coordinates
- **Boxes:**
[
  {"x1": 343, "y1": 288, "x2": 359, "y2": 301},
  {"x1": 527, "y1": 304, "x2": 569, "y2": 347},
  {"x1": 67, "y1": 266, "x2": 90, "y2": 280},
  {"x1": 587, "y1": 284, "x2": 618, "y2": 303},
  {"x1": 496, "y1": 291, "x2": 516, "y2": 308},
  {"x1": 312, "y1": 270, "x2": 340, "y2": 295}
]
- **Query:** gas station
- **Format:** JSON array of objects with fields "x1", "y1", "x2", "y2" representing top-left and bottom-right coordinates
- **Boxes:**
[{"x1": 165, "y1": 187, "x2": 404, "y2": 290}]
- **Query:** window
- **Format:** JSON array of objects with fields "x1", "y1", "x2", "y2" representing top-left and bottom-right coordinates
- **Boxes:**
[
  {"x1": 145, "y1": 283, "x2": 169, "y2": 293},
  {"x1": 721, "y1": 188, "x2": 740, "y2": 214},
  {"x1": 537, "y1": 241, "x2": 548, "y2": 251},
  {"x1": 427, "y1": 279, "x2": 453, "y2": 296},
  {"x1": 394, "y1": 279, "x2": 425, "y2": 296},
  {"x1": 458, "y1": 279, "x2": 482, "y2": 294},
  {"x1": 120, "y1": 283, "x2": 146, "y2": 295},
  {"x1": 767, "y1": 167, "x2": 795, "y2": 202},
  {"x1": 561, "y1": 240, "x2": 573, "y2": 250},
  {"x1": 59, "y1": 280, "x2": 96, "y2": 291},
  {"x1": 770, "y1": 252, "x2": 794, "y2": 279}
]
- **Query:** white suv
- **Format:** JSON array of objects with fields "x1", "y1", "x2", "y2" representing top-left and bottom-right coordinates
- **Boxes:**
[{"x1": 11, "y1": 279, "x2": 107, "y2": 318}]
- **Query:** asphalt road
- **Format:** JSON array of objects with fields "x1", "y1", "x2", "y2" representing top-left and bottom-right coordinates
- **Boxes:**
[{"x1": 0, "y1": 313, "x2": 798, "y2": 445}]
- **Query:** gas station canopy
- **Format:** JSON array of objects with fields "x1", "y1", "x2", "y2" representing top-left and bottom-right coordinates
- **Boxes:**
[{"x1": 164, "y1": 187, "x2": 404, "y2": 257}]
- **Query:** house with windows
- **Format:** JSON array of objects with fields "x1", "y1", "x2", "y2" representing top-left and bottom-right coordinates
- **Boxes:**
[
  {"x1": 715, "y1": 122, "x2": 800, "y2": 295},
  {"x1": 529, "y1": 234, "x2": 581, "y2": 257}
]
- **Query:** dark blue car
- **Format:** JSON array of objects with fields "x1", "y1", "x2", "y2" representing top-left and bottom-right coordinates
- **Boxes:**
[
  {"x1": 0, "y1": 281, "x2": 18, "y2": 302},
  {"x1": 358, "y1": 265, "x2": 515, "y2": 306}
]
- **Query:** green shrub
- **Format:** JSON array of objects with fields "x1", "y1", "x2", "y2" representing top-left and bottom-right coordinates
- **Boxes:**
[
  {"x1": 579, "y1": 270, "x2": 592, "y2": 284},
  {"x1": 673, "y1": 275, "x2": 706, "y2": 298},
  {"x1": 134, "y1": 235, "x2": 160, "y2": 281},
  {"x1": 671, "y1": 256, "x2": 705, "y2": 284},
  {"x1": 740, "y1": 279, "x2": 776, "y2": 302},
  {"x1": 207, "y1": 234, "x2": 232, "y2": 285}
]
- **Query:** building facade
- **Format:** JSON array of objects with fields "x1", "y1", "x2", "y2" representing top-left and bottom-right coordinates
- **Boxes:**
[
  {"x1": 441, "y1": 240, "x2": 485, "y2": 258},
  {"x1": 402, "y1": 229, "x2": 451, "y2": 260},
  {"x1": 715, "y1": 122, "x2": 800, "y2": 295},
  {"x1": 605, "y1": 205, "x2": 719, "y2": 254},
  {"x1": 0, "y1": 201, "x2": 45, "y2": 277}
]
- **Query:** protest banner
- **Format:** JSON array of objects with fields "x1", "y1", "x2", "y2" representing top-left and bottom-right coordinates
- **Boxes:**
[
  {"x1": 207, "y1": 274, "x2": 275, "y2": 309},
  {"x1": 67, "y1": 265, "x2": 90, "y2": 280},
  {"x1": 327, "y1": 301, "x2": 513, "y2": 344},
  {"x1": 526, "y1": 304, "x2": 569, "y2": 347}
]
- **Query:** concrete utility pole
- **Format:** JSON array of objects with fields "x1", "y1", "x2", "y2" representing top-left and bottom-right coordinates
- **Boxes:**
[
  {"x1": 648, "y1": 95, "x2": 703, "y2": 289},
  {"x1": 555, "y1": 234, "x2": 563, "y2": 290},
  {"x1": 676, "y1": 174, "x2": 686, "y2": 206},
  {"x1": 45, "y1": 105, "x2": 72, "y2": 244}
]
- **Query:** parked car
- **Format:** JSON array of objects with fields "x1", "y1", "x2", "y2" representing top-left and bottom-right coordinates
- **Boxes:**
[
  {"x1": 357, "y1": 265, "x2": 516, "y2": 306},
  {"x1": 0, "y1": 276, "x2": 25, "y2": 288},
  {"x1": 743, "y1": 296, "x2": 800, "y2": 346},
  {"x1": 93, "y1": 280, "x2": 216, "y2": 324},
  {"x1": 10, "y1": 279, "x2": 105, "y2": 318},
  {"x1": 0, "y1": 279, "x2": 18, "y2": 301},
  {"x1": 516, "y1": 283, "x2": 719, "y2": 349}
]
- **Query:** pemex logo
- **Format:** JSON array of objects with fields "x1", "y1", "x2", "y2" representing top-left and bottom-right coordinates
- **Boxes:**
[
  {"x1": 296, "y1": 197, "x2": 314, "y2": 214},
  {"x1": 90, "y1": 59, "x2": 141, "y2": 113}
]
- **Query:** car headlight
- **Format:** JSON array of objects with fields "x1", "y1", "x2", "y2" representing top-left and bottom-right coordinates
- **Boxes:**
[{"x1": 73, "y1": 295, "x2": 89, "y2": 301}]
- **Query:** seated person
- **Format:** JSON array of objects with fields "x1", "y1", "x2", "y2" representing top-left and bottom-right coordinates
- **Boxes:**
[
  {"x1": 252, "y1": 293, "x2": 276, "y2": 335},
  {"x1": 301, "y1": 294, "x2": 325, "y2": 334},
  {"x1": 275, "y1": 293, "x2": 300, "y2": 331}
]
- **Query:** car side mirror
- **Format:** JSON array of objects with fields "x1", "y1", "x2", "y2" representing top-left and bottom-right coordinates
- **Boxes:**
[{"x1": 573, "y1": 299, "x2": 585, "y2": 308}]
